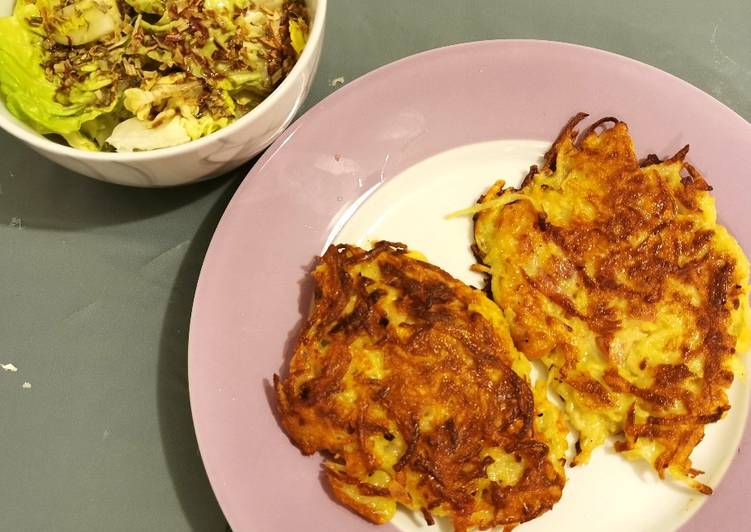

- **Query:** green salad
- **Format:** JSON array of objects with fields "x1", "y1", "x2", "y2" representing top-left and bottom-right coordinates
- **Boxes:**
[{"x1": 0, "y1": 0, "x2": 308, "y2": 151}]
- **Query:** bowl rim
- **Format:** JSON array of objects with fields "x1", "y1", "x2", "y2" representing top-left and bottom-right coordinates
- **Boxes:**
[{"x1": 0, "y1": 0, "x2": 327, "y2": 160}]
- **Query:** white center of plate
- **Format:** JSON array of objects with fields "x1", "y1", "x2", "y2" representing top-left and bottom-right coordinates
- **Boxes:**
[{"x1": 331, "y1": 140, "x2": 750, "y2": 532}]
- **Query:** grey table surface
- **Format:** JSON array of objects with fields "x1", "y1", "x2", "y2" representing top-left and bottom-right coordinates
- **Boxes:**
[{"x1": 1, "y1": 1, "x2": 750, "y2": 531}]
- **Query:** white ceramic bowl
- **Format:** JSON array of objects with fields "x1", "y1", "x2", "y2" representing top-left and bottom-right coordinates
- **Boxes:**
[{"x1": 0, "y1": 0, "x2": 326, "y2": 187}]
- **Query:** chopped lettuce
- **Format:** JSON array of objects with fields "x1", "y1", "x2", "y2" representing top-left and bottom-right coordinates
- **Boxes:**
[
  {"x1": 107, "y1": 116, "x2": 190, "y2": 152},
  {"x1": 0, "y1": 16, "x2": 116, "y2": 136},
  {"x1": 49, "y1": 0, "x2": 122, "y2": 46},
  {"x1": 123, "y1": 0, "x2": 165, "y2": 15},
  {"x1": 122, "y1": 74, "x2": 204, "y2": 122},
  {"x1": 289, "y1": 17, "x2": 308, "y2": 56},
  {"x1": 181, "y1": 115, "x2": 231, "y2": 140},
  {"x1": 0, "y1": 0, "x2": 310, "y2": 152}
]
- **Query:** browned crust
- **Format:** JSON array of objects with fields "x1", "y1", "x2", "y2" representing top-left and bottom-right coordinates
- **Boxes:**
[
  {"x1": 325, "y1": 467, "x2": 392, "y2": 524},
  {"x1": 275, "y1": 242, "x2": 564, "y2": 530},
  {"x1": 578, "y1": 116, "x2": 621, "y2": 142},
  {"x1": 474, "y1": 113, "x2": 747, "y2": 494},
  {"x1": 541, "y1": 112, "x2": 589, "y2": 172}
]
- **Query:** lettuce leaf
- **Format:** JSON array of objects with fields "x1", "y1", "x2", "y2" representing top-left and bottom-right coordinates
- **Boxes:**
[
  {"x1": 181, "y1": 114, "x2": 231, "y2": 140},
  {"x1": 48, "y1": 0, "x2": 122, "y2": 46},
  {"x1": 0, "y1": 16, "x2": 116, "y2": 137},
  {"x1": 124, "y1": 0, "x2": 165, "y2": 15},
  {"x1": 289, "y1": 17, "x2": 307, "y2": 56},
  {"x1": 106, "y1": 116, "x2": 190, "y2": 152}
]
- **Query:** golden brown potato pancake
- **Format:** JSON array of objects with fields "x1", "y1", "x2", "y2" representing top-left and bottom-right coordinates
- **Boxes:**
[
  {"x1": 275, "y1": 242, "x2": 567, "y2": 531},
  {"x1": 473, "y1": 113, "x2": 751, "y2": 493}
]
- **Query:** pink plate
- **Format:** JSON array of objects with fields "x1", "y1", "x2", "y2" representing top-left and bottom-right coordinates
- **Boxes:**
[{"x1": 189, "y1": 40, "x2": 751, "y2": 532}]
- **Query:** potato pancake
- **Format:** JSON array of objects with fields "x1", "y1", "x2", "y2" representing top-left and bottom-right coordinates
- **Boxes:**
[
  {"x1": 275, "y1": 242, "x2": 567, "y2": 531},
  {"x1": 473, "y1": 113, "x2": 751, "y2": 493}
]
